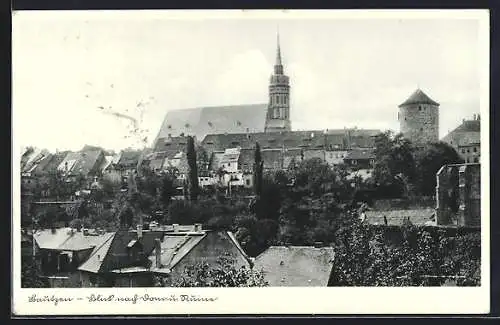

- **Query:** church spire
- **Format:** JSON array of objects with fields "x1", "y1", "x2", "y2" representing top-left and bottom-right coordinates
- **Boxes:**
[{"x1": 274, "y1": 29, "x2": 284, "y2": 75}]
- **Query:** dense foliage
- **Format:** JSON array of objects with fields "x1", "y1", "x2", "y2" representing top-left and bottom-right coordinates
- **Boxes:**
[
  {"x1": 154, "y1": 254, "x2": 268, "y2": 287},
  {"x1": 21, "y1": 130, "x2": 479, "y2": 287},
  {"x1": 186, "y1": 136, "x2": 199, "y2": 201}
]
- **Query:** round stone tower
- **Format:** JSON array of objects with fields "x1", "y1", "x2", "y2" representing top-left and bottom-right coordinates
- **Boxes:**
[{"x1": 398, "y1": 88, "x2": 440, "y2": 146}]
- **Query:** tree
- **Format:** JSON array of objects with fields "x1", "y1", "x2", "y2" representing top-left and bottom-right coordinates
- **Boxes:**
[
  {"x1": 21, "y1": 259, "x2": 49, "y2": 288},
  {"x1": 159, "y1": 173, "x2": 176, "y2": 208},
  {"x1": 414, "y1": 142, "x2": 464, "y2": 196},
  {"x1": 372, "y1": 131, "x2": 417, "y2": 198},
  {"x1": 186, "y1": 136, "x2": 199, "y2": 201},
  {"x1": 253, "y1": 142, "x2": 263, "y2": 197},
  {"x1": 154, "y1": 254, "x2": 268, "y2": 287},
  {"x1": 196, "y1": 146, "x2": 210, "y2": 176}
]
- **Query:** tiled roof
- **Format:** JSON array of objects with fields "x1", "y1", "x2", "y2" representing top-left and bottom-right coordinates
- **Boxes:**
[
  {"x1": 153, "y1": 136, "x2": 189, "y2": 155},
  {"x1": 148, "y1": 233, "x2": 206, "y2": 270},
  {"x1": 364, "y1": 208, "x2": 436, "y2": 226},
  {"x1": 399, "y1": 89, "x2": 440, "y2": 107},
  {"x1": 254, "y1": 246, "x2": 335, "y2": 286},
  {"x1": 80, "y1": 230, "x2": 166, "y2": 274},
  {"x1": 154, "y1": 104, "x2": 268, "y2": 146},
  {"x1": 261, "y1": 149, "x2": 283, "y2": 170},
  {"x1": 149, "y1": 230, "x2": 251, "y2": 272},
  {"x1": 38, "y1": 151, "x2": 69, "y2": 175},
  {"x1": 22, "y1": 149, "x2": 51, "y2": 174},
  {"x1": 78, "y1": 233, "x2": 116, "y2": 273},
  {"x1": 34, "y1": 228, "x2": 113, "y2": 251},
  {"x1": 116, "y1": 150, "x2": 143, "y2": 167},
  {"x1": 344, "y1": 148, "x2": 375, "y2": 160},
  {"x1": 201, "y1": 129, "x2": 377, "y2": 154},
  {"x1": 57, "y1": 150, "x2": 103, "y2": 176}
]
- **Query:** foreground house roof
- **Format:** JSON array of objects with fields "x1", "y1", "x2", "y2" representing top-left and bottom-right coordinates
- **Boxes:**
[
  {"x1": 148, "y1": 230, "x2": 251, "y2": 273},
  {"x1": 34, "y1": 228, "x2": 113, "y2": 251},
  {"x1": 254, "y1": 246, "x2": 335, "y2": 286}
]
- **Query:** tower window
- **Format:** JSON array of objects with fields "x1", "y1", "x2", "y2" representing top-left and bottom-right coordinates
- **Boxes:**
[{"x1": 418, "y1": 106, "x2": 422, "y2": 111}]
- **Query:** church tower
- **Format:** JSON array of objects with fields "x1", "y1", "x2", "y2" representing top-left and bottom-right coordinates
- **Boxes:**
[{"x1": 265, "y1": 32, "x2": 291, "y2": 133}]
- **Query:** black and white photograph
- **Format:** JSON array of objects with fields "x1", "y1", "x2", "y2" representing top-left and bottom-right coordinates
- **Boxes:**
[{"x1": 12, "y1": 9, "x2": 490, "y2": 315}]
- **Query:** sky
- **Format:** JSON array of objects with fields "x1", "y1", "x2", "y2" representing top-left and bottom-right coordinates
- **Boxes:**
[{"x1": 12, "y1": 10, "x2": 487, "y2": 152}]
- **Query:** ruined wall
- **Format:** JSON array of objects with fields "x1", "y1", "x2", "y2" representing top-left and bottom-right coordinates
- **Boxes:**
[
  {"x1": 399, "y1": 103, "x2": 439, "y2": 145},
  {"x1": 436, "y1": 163, "x2": 480, "y2": 227}
]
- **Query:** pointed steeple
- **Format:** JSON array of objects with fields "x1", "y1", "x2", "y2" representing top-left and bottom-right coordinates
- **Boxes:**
[{"x1": 274, "y1": 29, "x2": 284, "y2": 75}]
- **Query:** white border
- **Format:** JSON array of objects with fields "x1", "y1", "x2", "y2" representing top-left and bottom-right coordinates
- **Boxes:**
[{"x1": 12, "y1": 9, "x2": 490, "y2": 315}]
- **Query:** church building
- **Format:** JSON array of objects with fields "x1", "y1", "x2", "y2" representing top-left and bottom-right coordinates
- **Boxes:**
[{"x1": 152, "y1": 32, "x2": 378, "y2": 156}]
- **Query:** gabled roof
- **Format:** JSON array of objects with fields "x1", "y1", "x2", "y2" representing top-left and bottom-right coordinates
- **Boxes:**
[
  {"x1": 148, "y1": 230, "x2": 251, "y2": 272},
  {"x1": 399, "y1": 89, "x2": 440, "y2": 107},
  {"x1": 153, "y1": 136, "x2": 189, "y2": 155},
  {"x1": 344, "y1": 149, "x2": 375, "y2": 160},
  {"x1": 78, "y1": 230, "x2": 165, "y2": 274},
  {"x1": 254, "y1": 246, "x2": 335, "y2": 286},
  {"x1": 149, "y1": 233, "x2": 206, "y2": 270},
  {"x1": 57, "y1": 150, "x2": 103, "y2": 176},
  {"x1": 154, "y1": 104, "x2": 268, "y2": 147},
  {"x1": 77, "y1": 233, "x2": 116, "y2": 273},
  {"x1": 38, "y1": 151, "x2": 69, "y2": 175},
  {"x1": 364, "y1": 208, "x2": 436, "y2": 226},
  {"x1": 116, "y1": 150, "x2": 143, "y2": 167},
  {"x1": 33, "y1": 228, "x2": 113, "y2": 251}
]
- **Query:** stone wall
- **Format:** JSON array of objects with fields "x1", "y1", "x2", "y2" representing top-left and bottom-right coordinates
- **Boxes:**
[
  {"x1": 436, "y1": 163, "x2": 480, "y2": 227},
  {"x1": 399, "y1": 103, "x2": 439, "y2": 145}
]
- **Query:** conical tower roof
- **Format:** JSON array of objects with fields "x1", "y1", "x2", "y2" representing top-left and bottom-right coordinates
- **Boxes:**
[{"x1": 399, "y1": 89, "x2": 440, "y2": 107}]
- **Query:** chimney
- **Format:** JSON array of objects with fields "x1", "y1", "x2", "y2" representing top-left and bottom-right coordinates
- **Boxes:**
[
  {"x1": 473, "y1": 114, "x2": 476, "y2": 120},
  {"x1": 154, "y1": 238, "x2": 162, "y2": 268},
  {"x1": 172, "y1": 224, "x2": 179, "y2": 232},
  {"x1": 51, "y1": 228, "x2": 57, "y2": 234},
  {"x1": 82, "y1": 229, "x2": 89, "y2": 236},
  {"x1": 477, "y1": 114, "x2": 480, "y2": 120},
  {"x1": 194, "y1": 223, "x2": 202, "y2": 232},
  {"x1": 137, "y1": 224, "x2": 143, "y2": 239}
]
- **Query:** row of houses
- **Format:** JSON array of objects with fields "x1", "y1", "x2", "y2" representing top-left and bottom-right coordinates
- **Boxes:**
[
  {"x1": 24, "y1": 224, "x2": 336, "y2": 288},
  {"x1": 20, "y1": 146, "x2": 144, "y2": 193},
  {"x1": 145, "y1": 144, "x2": 375, "y2": 189}
]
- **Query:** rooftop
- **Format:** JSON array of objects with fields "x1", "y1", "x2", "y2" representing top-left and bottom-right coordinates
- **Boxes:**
[
  {"x1": 364, "y1": 208, "x2": 436, "y2": 226},
  {"x1": 399, "y1": 88, "x2": 440, "y2": 107},
  {"x1": 254, "y1": 246, "x2": 335, "y2": 287}
]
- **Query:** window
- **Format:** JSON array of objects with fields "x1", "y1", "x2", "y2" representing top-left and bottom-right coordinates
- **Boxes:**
[
  {"x1": 467, "y1": 149, "x2": 470, "y2": 153},
  {"x1": 474, "y1": 157, "x2": 479, "y2": 163},
  {"x1": 473, "y1": 147, "x2": 477, "y2": 152},
  {"x1": 420, "y1": 128, "x2": 423, "y2": 132},
  {"x1": 246, "y1": 179, "x2": 251, "y2": 186},
  {"x1": 462, "y1": 149, "x2": 465, "y2": 153},
  {"x1": 228, "y1": 162, "x2": 231, "y2": 166},
  {"x1": 418, "y1": 106, "x2": 422, "y2": 111}
]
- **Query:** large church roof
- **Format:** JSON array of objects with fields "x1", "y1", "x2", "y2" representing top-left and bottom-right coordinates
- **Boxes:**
[
  {"x1": 154, "y1": 104, "x2": 268, "y2": 148},
  {"x1": 399, "y1": 89, "x2": 440, "y2": 107}
]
